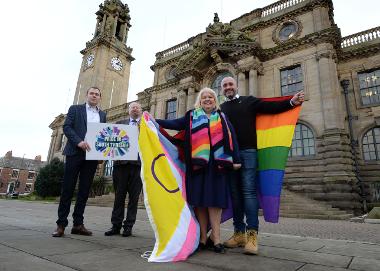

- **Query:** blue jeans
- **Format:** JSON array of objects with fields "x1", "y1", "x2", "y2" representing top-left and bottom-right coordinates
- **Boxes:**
[{"x1": 229, "y1": 149, "x2": 259, "y2": 232}]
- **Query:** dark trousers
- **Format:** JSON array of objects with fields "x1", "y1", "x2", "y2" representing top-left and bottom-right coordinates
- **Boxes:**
[
  {"x1": 56, "y1": 154, "x2": 98, "y2": 227},
  {"x1": 111, "y1": 164, "x2": 142, "y2": 229}
]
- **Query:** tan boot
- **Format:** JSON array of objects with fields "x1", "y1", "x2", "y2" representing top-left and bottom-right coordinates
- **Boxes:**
[
  {"x1": 223, "y1": 232, "x2": 246, "y2": 248},
  {"x1": 244, "y1": 230, "x2": 258, "y2": 255}
]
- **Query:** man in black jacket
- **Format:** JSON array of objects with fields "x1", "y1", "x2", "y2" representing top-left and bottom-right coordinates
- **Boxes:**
[
  {"x1": 105, "y1": 102, "x2": 142, "y2": 237},
  {"x1": 53, "y1": 87, "x2": 107, "y2": 237},
  {"x1": 220, "y1": 77, "x2": 304, "y2": 254}
]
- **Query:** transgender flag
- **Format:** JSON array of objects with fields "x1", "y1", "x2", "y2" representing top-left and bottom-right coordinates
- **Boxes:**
[
  {"x1": 139, "y1": 112, "x2": 199, "y2": 262},
  {"x1": 256, "y1": 97, "x2": 301, "y2": 223}
]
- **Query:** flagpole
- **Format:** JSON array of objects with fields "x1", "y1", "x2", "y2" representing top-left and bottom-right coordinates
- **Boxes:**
[
  {"x1": 109, "y1": 80, "x2": 115, "y2": 108},
  {"x1": 76, "y1": 84, "x2": 82, "y2": 105}
]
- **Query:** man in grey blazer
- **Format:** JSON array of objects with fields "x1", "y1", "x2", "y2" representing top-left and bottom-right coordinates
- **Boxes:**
[
  {"x1": 105, "y1": 102, "x2": 142, "y2": 237},
  {"x1": 53, "y1": 87, "x2": 107, "y2": 237}
]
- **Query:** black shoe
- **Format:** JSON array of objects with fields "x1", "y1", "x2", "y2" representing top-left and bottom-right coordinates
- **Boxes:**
[
  {"x1": 213, "y1": 243, "x2": 225, "y2": 254},
  {"x1": 122, "y1": 227, "x2": 132, "y2": 237},
  {"x1": 104, "y1": 227, "x2": 120, "y2": 236},
  {"x1": 206, "y1": 236, "x2": 214, "y2": 249}
]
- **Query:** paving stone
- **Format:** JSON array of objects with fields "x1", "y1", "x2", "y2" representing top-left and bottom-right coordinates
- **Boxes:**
[
  {"x1": 0, "y1": 244, "x2": 18, "y2": 253},
  {"x1": 298, "y1": 263, "x2": 349, "y2": 271},
  {"x1": 318, "y1": 243, "x2": 380, "y2": 260},
  {"x1": 48, "y1": 247, "x2": 219, "y2": 271},
  {"x1": 68, "y1": 232, "x2": 155, "y2": 250},
  {"x1": 0, "y1": 251, "x2": 76, "y2": 271},
  {"x1": 349, "y1": 257, "x2": 380, "y2": 271},
  {"x1": 189, "y1": 249, "x2": 303, "y2": 271},
  {"x1": 259, "y1": 246, "x2": 352, "y2": 268},
  {"x1": 1, "y1": 200, "x2": 380, "y2": 271},
  {"x1": 0, "y1": 233, "x2": 109, "y2": 257}
]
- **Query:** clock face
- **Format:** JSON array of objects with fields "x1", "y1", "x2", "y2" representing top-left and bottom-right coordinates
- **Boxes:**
[
  {"x1": 86, "y1": 54, "x2": 95, "y2": 67},
  {"x1": 111, "y1": 57, "x2": 123, "y2": 71}
]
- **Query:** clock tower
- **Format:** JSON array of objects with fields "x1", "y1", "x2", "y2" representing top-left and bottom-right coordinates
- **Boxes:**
[{"x1": 73, "y1": 0, "x2": 134, "y2": 109}]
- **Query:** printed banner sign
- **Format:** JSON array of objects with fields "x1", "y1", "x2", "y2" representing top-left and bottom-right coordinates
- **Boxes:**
[{"x1": 85, "y1": 123, "x2": 138, "y2": 161}]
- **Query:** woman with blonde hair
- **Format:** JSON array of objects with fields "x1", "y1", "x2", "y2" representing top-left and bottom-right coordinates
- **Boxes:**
[{"x1": 156, "y1": 87, "x2": 241, "y2": 253}]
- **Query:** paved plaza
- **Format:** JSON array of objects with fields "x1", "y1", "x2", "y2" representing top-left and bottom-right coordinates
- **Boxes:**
[{"x1": 0, "y1": 199, "x2": 379, "y2": 271}]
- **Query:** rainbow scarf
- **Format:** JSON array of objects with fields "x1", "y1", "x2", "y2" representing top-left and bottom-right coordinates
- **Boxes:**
[
  {"x1": 190, "y1": 108, "x2": 233, "y2": 168},
  {"x1": 256, "y1": 97, "x2": 301, "y2": 223},
  {"x1": 139, "y1": 112, "x2": 199, "y2": 262}
]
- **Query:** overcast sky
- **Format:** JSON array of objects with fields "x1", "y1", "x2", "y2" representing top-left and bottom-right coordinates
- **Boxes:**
[{"x1": 0, "y1": 0, "x2": 378, "y2": 161}]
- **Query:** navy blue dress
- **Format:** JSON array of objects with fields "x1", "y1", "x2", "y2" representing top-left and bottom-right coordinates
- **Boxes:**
[{"x1": 156, "y1": 110, "x2": 240, "y2": 209}]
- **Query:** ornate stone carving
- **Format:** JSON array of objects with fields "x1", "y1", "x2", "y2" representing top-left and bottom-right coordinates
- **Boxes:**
[
  {"x1": 236, "y1": 58, "x2": 263, "y2": 75},
  {"x1": 316, "y1": 50, "x2": 337, "y2": 61},
  {"x1": 202, "y1": 63, "x2": 236, "y2": 87},
  {"x1": 206, "y1": 13, "x2": 253, "y2": 42},
  {"x1": 339, "y1": 44, "x2": 380, "y2": 62},
  {"x1": 210, "y1": 49, "x2": 223, "y2": 64}
]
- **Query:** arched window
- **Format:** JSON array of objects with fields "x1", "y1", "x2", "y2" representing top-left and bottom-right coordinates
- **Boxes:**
[
  {"x1": 362, "y1": 127, "x2": 380, "y2": 161},
  {"x1": 289, "y1": 123, "x2": 315, "y2": 157},
  {"x1": 211, "y1": 71, "x2": 233, "y2": 103}
]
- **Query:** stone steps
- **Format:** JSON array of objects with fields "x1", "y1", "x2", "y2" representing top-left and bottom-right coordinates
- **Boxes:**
[
  {"x1": 276, "y1": 189, "x2": 353, "y2": 220},
  {"x1": 86, "y1": 190, "x2": 353, "y2": 220}
]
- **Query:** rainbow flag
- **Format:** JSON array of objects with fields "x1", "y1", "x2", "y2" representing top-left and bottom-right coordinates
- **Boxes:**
[
  {"x1": 256, "y1": 97, "x2": 301, "y2": 223},
  {"x1": 138, "y1": 112, "x2": 199, "y2": 262}
]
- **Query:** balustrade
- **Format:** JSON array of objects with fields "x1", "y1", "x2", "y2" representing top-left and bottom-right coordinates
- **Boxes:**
[
  {"x1": 341, "y1": 26, "x2": 380, "y2": 48},
  {"x1": 261, "y1": 0, "x2": 306, "y2": 17},
  {"x1": 156, "y1": 39, "x2": 193, "y2": 59}
]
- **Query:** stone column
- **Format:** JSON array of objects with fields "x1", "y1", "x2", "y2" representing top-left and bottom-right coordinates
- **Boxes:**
[
  {"x1": 112, "y1": 16, "x2": 118, "y2": 37},
  {"x1": 187, "y1": 87, "x2": 196, "y2": 110},
  {"x1": 149, "y1": 94, "x2": 156, "y2": 117},
  {"x1": 238, "y1": 72, "x2": 246, "y2": 96},
  {"x1": 122, "y1": 24, "x2": 129, "y2": 43},
  {"x1": 249, "y1": 69, "x2": 258, "y2": 96},
  {"x1": 101, "y1": 14, "x2": 107, "y2": 33},
  {"x1": 47, "y1": 130, "x2": 58, "y2": 163},
  {"x1": 149, "y1": 101, "x2": 156, "y2": 117},
  {"x1": 118, "y1": 22, "x2": 124, "y2": 41},
  {"x1": 156, "y1": 100, "x2": 164, "y2": 118},
  {"x1": 177, "y1": 90, "x2": 187, "y2": 117},
  {"x1": 317, "y1": 50, "x2": 343, "y2": 130},
  {"x1": 94, "y1": 17, "x2": 100, "y2": 36},
  {"x1": 316, "y1": 48, "x2": 361, "y2": 213}
]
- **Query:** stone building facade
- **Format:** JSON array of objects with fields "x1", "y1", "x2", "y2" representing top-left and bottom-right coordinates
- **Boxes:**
[
  {"x1": 48, "y1": 0, "x2": 380, "y2": 214},
  {"x1": 0, "y1": 151, "x2": 46, "y2": 195}
]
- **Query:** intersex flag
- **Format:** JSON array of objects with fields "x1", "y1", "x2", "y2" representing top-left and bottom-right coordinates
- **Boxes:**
[
  {"x1": 256, "y1": 97, "x2": 301, "y2": 223},
  {"x1": 138, "y1": 112, "x2": 199, "y2": 262}
]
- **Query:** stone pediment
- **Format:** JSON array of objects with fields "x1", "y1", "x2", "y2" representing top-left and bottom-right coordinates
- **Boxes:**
[
  {"x1": 174, "y1": 13, "x2": 261, "y2": 79},
  {"x1": 49, "y1": 114, "x2": 66, "y2": 129}
]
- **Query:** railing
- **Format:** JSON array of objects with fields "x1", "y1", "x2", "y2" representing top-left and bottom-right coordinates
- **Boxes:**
[
  {"x1": 341, "y1": 26, "x2": 380, "y2": 48},
  {"x1": 261, "y1": 0, "x2": 306, "y2": 17},
  {"x1": 156, "y1": 39, "x2": 193, "y2": 59}
]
